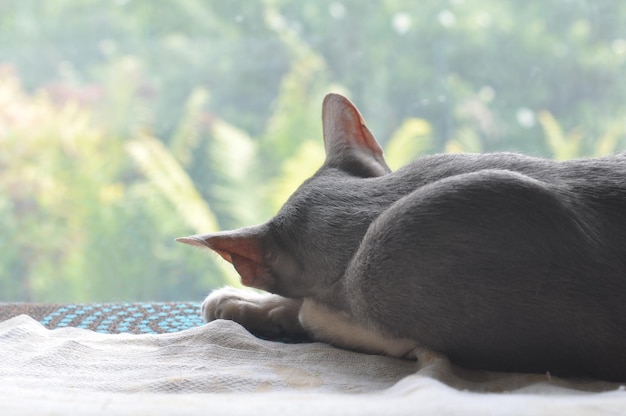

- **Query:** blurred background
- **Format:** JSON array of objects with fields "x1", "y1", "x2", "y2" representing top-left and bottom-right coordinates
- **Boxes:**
[{"x1": 1, "y1": 0, "x2": 625, "y2": 302}]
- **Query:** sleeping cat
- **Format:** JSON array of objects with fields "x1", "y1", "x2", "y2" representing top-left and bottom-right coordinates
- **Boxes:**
[{"x1": 177, "y1": 93, "x2": 626, "y2": 381}]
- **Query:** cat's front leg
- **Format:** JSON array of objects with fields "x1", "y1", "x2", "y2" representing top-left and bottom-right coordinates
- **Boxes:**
[{"x1": 202, "y1": 287, "x2": 305, "y2": 335}]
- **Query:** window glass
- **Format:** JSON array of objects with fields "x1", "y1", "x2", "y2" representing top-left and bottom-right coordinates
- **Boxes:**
[{"x1": 1, "y1": 0, "x2": 624, "y2": 302}]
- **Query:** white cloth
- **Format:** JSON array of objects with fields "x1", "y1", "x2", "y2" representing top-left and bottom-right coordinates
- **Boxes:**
[{"x1": 0, "y1": 315, "x2": 624, "y2": 415}]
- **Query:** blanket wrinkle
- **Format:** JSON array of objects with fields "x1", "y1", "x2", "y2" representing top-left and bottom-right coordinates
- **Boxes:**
[{"x1": 1, "y1": 315, "x2": 625, "y2": 415}]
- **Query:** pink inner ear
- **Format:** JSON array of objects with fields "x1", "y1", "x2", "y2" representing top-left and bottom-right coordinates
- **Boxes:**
[
  {"x1": 321, "y1": 93, "x2": 389, "y2": 174},
  {"x1": 230, "y1": 253, "x2": 269, "y2": 289},
  {"x1": 206, "y1": 234, "x2": 263, "y2": 265},
  {"x1": 212, "y1": 248, "x2": 233, "y2": 263},
  {"x1": 354, "y1": 113, "x2": 385, "y2": 158},
  {"x1": 177, "y1": 231, "x2": 273, "y2": 290}
]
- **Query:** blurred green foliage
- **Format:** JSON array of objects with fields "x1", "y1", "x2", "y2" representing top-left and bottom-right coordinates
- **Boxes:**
[{"x1": 0, "y1": 0, "x2": 624, "y2": 301}]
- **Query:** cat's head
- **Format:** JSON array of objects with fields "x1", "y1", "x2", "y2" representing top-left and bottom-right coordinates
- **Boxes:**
[{"x1": 177, "y1": 94, "x2": 391, "y2": 297}]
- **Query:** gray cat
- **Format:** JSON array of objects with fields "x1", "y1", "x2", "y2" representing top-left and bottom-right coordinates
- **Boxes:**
[{"x1": 178, "y1": 93, "x2": 626, "y2": 381}]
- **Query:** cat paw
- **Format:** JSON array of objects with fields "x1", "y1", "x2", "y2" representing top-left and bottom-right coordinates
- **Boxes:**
[
  {"x1": 201, "y1": 286, "x2": 255, "y2": 322},
  {"x1": 201, "y1": 287, "x2": 304, "y2": 334}
]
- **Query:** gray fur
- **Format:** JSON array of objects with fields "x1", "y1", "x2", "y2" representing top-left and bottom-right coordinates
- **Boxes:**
[{"x1": 180, "y1": 94, "x2": 626, "y2": 381}]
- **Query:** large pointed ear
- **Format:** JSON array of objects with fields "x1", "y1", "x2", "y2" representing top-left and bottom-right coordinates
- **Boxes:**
[
  {"x1": 322, "y1": 93, "x2": 391, "y2": 177},
  {"x1": 176, "y1": 226, "x2": 273, "y2": 290}
]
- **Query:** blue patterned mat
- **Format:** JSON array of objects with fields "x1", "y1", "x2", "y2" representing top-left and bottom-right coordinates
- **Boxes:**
[
  {"x1": 0, "y1": 302, "x2": 312, "y2": 342},
  {"x1": 0, "y1": 302, "x2": 203, "y2": 334},
  {"x1": 39, "y1": 303, "x2": 204, "y2": 334}
]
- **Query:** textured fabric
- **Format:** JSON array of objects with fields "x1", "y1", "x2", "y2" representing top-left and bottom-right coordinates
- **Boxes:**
[{"x1": 1, "y1": 315, "x2": 625, "y2": 415}]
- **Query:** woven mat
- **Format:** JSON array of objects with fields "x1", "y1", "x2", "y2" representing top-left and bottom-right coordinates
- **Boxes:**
[{"x1": 0, "y1": 302, "x2": 204, "y2": 334}]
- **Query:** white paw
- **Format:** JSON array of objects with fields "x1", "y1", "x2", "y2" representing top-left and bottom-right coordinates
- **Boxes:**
[
  {"x1": 201, "y1": 286, "x2": 261, "y2": 322},
  {"x1": 201, "y1": 287, "x2": 304, "y2": 334}
]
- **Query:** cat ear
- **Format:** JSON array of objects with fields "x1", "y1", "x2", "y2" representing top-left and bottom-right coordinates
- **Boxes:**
[
  {"x1": 322, "y1": 93, "x2": 391, "y2": 177},
  {"x1": 176, "y1": 226, "x2": 274, "y2": 290}
]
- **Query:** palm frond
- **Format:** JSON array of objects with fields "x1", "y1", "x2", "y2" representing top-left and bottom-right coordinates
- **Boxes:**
[{"x1": 127, "y1": 134, "x2": 220, "y2": 234}]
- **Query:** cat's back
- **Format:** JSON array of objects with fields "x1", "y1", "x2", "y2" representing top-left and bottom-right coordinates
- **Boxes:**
[
  {"x1": 390, "y1": 151, "x2": 626, "y2": 214},
  {"x1": 390, "y1": 150, "x2": 626, "y2": 248},
  {"x1": 395, "y1": 150, "x2": 626, "y2": 188}
]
